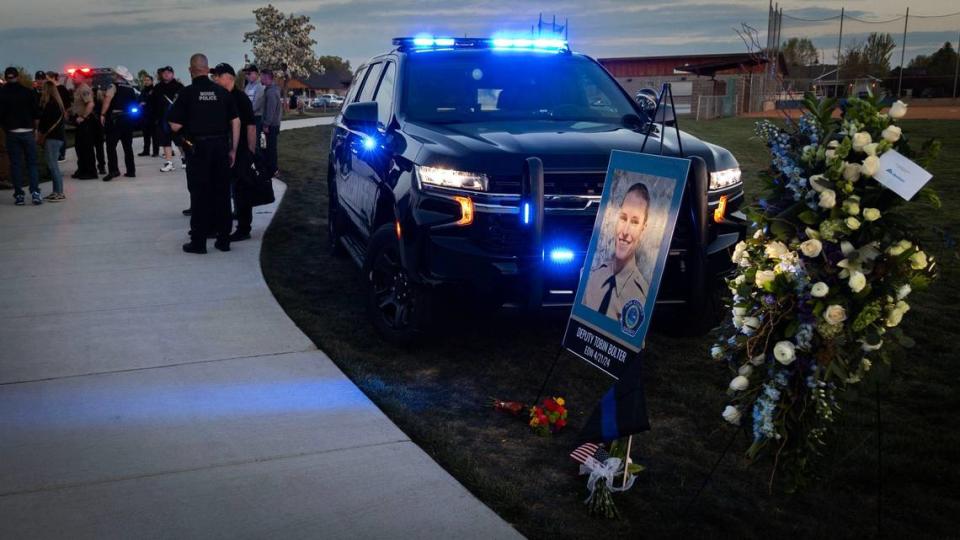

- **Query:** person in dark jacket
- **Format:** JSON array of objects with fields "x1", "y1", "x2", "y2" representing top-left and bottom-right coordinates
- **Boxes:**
[
  {"x1": 138, "y1": 74, "x2": 158, "y2": 156},
  {"x1": 0, "y1": 67, "x2": 42, "y2": 205},
  {"x1": 153, "y1": 66, "x2": 185, "y2": 172},
  {"x1": 213, "y1": 63, "x2": 257, "y2": 241},
  {"x1": 38, "y1": 80, "x2": 67, "y2": 200},
  {"x1": 46, "y1": 71, "x2": 71, "y2": 162},
  {"x1": 99, "y1": 66, "x2": 138, "y2": 181}
]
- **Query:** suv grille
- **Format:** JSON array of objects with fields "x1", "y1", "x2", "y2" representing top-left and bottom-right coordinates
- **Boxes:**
[{"x1": 488, "y1": 172, "x2": 606, "y2": 196}]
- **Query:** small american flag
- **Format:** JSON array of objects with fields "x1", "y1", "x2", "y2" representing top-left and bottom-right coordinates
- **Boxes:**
[{"x1": 570, "y1": 442, "x2": 609, "y2": 464}]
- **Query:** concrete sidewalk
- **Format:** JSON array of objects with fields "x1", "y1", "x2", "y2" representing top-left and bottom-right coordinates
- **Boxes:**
[{"x1": 0, "y1": 120, "x2": 520, "y2": 539}]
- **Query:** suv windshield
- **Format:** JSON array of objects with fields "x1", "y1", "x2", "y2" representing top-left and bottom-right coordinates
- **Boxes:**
[{"x1": 402, "y1": 52, "x2": 636, "y2": 124}]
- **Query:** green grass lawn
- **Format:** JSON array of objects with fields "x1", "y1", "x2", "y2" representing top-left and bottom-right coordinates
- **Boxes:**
[{"x1": 263, "y1": 118, "x2": 959, "y2": 538}]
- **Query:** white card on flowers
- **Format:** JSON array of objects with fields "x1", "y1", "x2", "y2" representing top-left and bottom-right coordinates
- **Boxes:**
[{"x1": 874, "y1": 150, "x2": 932, "y2": 201}]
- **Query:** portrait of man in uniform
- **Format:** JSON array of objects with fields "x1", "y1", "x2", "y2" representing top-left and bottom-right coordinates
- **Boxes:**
[{"x1": 582, "y1": 182, "x2": 651, "y2": 321}]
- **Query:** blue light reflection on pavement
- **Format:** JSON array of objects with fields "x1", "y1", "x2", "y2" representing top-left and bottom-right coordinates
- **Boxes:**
[{"x1": 0, "y1": 378, "x2": 372, "y2": 430}]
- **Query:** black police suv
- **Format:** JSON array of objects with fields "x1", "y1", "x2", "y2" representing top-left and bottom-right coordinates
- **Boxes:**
[{"x1": 327, "y1": 37, "x2": 746, "y2": 342}]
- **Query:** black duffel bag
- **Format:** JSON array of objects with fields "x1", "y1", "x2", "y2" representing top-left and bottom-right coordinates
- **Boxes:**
[{"x1": 237, "y1": 152, "x2": 275, "y2": 207}]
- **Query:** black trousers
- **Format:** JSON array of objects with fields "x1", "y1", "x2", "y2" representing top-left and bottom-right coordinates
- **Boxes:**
[
  {"x1": 91, "y1": 118, "x2": 106, "y2": 171},
  {"x1": 186, "y1": 137, "x2": 232, "y2": 242},
  {"x1": 74, "y1": 119, "x2": 98, "y2": 175},
  {"x1": 106, "y1": 119, "x2": 135, "y2": 175},
  {"x1": 232, "y1": 146, "x2": 254, "y2": 234},
  {"x1": 142, "y1": 119, "x2": 158, "y2": 154}
]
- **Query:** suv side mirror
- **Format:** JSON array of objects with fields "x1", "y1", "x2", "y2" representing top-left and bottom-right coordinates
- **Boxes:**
[{"x1": 343, "y1": 101, "x2": 378, "y2": 133}]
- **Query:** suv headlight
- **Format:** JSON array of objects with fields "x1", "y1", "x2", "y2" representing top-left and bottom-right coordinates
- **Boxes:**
[
  {"x1": 416, "y1": 165, "x2": 488, "y2": 192},
  {"x1": 709, "y1": 168, "x2": 741, "y2": 191}
]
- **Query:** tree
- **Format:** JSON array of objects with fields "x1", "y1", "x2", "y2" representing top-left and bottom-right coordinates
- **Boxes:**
[
  {"x1": 781, "y1": 37, "x2": 818, "y2": 67},
  {"x1": 243, "y1": 4, "x2": 321, "y2": 78},
  {"x1": 908, "y1": 42, "x2": 958, "y2": 76},
  {"x1": 317, "y1": 55, "x2": 351, "y2": 75},
  {"x1": 840, "y1": 32, "x2": 896, "y2": 77}
]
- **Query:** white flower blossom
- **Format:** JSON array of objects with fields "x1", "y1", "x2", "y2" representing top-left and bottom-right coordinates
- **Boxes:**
[
  {"x1": 910, "y1": 250, "x2": 928, "y2": 270},
  {"x1": 811, "y1": 282, "x2": 830, "y2": 297},
  {"x1": 765, "y1": 241, "x2": 790, "y2": 260},
  {"x1": 861, "y1": 155, "x2": 880, "y2": 177},
  {"x1": 825, "y1": 304, "x2": 848, "y2": 325},
  {"x1": 819, "y1": 189, "x2": 837, "y2": 209},
  {"x1": 842, "y1": 162, "x2": 862, "y2": 182},
  {"x1": 882, "y1": 125, "x2": 902, "y2": 143},
  {"x1": 729, "y1": 376, "x2": 750, "y2": 391},
  {"x1": 889, "y1": 100, "x2": 908, "y2": 119},
  {"x1": 722, "y1": 405, "x2": 742, "y2": 425},
  {"x1": 863, "y1": 208, "x2": 881, "y2": 221},
  {"x1": 773, "y1": 341, "x2": 796, "y2": 365},
  {"x1": 852, "y1": 132, "x2": 872, "y2": 152},
  {"x1": 749, "y1": 354, "x2": 766, "y2": 366},
  {"x1": 897, "y1": 284, "x2": 912, "y2": 300},
  {"x1": 738, "y1": 364, "x2": 754, "y2": 377},
  {"x1": 848, "y1": 270, "x2": 867, "y2": 293},
  {"x1": 887, "y1": 239, "x2": 912, "y2": 257},
  {"x1": 800, "y1": 239, "x2": 822, "y2": 258},
  {"x1": 755, "y1": 270, "x2": 776, "y2": 289},
  {"x1": 863, "y1": 142, "x2": 880, "y2": 156},
  {"x1": 846, "y1": 217, "x2": 861, "y2": 230}
]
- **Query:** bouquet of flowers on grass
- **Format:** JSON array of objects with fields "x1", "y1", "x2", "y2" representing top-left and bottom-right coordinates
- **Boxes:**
[
  {"x1": 712, "y1": 94, "x2": 940, "y2": 489},
  {"x1": 491, "y1": 396, "x2": 568, "y2": 436}
]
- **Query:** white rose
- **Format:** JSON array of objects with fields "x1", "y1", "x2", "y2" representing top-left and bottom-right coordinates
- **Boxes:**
[
  {"x1": 910, "y1": 250, "x2": 928, "y2": 270},
  {"x1": 885, "y1": 307, "x2": 904, "y2": 327},
  {"x1": 800, "y1": 239, "x2": 822, "y2": 258},
  {"x1": 711, "y1": 345, "x2": 724, "y2": 360},
  {"x1": 861, "y1": 155, "x2": 880, "y2": 178},
  {"x1": 848, "y1": 270, "x2": 867, "y2": 293},
  {"x1": 722, "y1": 405, "x2": 742, "y2": 425},
  {"x1": 846, "y1": 217, "x2": 861, "y2": 231},
  {"x1": 887, "y1": 239, "x2": 912, "y2": 257},
  {"x1": 828, "y1": 140, "x2": 840, "y2": 149},
  {"x1": 897, "y1": 284, "x2": 912, "y2": 300},
  {"x1": 863, "y1": 208, "x2": 881, "y2": 221},
  {"x1": 896, "y1": 300, "x2": 910, "y2": 314},
  {"x1": 889, "y1": 100, "x2": 908, "y2": 119},
  {"x1": 824, "y1": 304, "x2": 848, "y2": 325},
  {"x1": 731, "y1": 241, "x2": 748, "y2": 264},
  {"x1": 738, "y1": 364, "x2": 753, "y2": 377},
  {"x1": 732, "y1": 306, "x2": 748, "y2": 317},
  {"x1": 749, "y1": 354, "x2": 766, "y2": 366},
  {"x1": 825, "y1": 149, "x2": 837, "y2": 161},
  {"x1": 819, "y1": 189, "x2": 837, "y2": 209},
  {"x1": 842, "y1": 198, "x2": 861, "y2": 216},
  {"x1": 773, "y1": 341, "x2": 796, "y2": 365},
  {"x1": 882, "y1": 125, "x2": 902, "y2": 143},
  {"x1": 742, "y1": 316, "x2": 761, "y2": 334},
  {"x1": 860, "y1": 339, "x2": 883, "y2": 352},
  {"x1": 808, "y1": 175, "x2": 828, "y2": 193},
  {"x1": 755, "y1": 270, "x2": 776, "y2": 289},
  {"x1": 811, "y1": 282, "x2": 830, "y2": 298},
  {"x1": 842, "y1": 162, "x2": 862, "y2": 182},
  {"x1": 729, "y1": 375, "x2": 750, "y2": 391},
  {"x1": 862, "y1": 142, "x2": 879, "y2": 157},
  {"x1": 852, "y1": 131, "x2": 872, "y2": 152},
  {"x1": 765, "y1": 241, "x2": 790, "y2": 260},
  {"x1": 805, "y1": 227, "x2": 821, "y2": 240}
]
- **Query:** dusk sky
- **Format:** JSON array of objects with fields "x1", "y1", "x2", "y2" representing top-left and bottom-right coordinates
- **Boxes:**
[{"x1": 1, "y1": 0, "x2": 958, "y2": 75}]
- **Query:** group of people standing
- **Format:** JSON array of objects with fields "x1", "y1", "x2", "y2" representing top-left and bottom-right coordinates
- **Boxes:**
[{"x1": 1, "y1": 57, "x2": 286, "y2": 254}]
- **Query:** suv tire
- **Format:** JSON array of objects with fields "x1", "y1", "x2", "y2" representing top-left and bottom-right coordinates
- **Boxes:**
[
  {"x1": 363, "y1": 224, "x2": 432, "y2": 345},
  {"x1": 326, "y1": 165, "x2": 347, "y2": 257}
]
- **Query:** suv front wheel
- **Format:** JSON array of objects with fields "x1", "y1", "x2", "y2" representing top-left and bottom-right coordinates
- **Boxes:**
[{"x1": 362, "y1": 224, "x2": 432, "y2": 345}]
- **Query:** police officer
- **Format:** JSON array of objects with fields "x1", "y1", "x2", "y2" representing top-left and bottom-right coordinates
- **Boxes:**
[
  {"x1": 211, "y1": 63, "x2": 257, "y2": 241},
  {"x1": 582, "y1": 182, "x2": 651, "y2": 321},
  {"x1": 100, "y1": 66, "x2": 138, "y2": 181},
  {"x1": 167, "y1": 53, "x2": 240, "y2": 254}
]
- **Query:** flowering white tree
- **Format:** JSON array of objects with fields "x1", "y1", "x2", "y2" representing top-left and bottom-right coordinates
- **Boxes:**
[{"x1": 243, "y1": 4, "x2": 321, "y2": 78}]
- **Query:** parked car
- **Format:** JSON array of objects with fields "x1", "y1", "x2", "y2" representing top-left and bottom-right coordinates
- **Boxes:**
[
  {"x1": 326, "y1": 36, "x2": 747, "y2": 343},
  {"x1": 312, "y1": 94, "x2": 344, "y2": 108}
]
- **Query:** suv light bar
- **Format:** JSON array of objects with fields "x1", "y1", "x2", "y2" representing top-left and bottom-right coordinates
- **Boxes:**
[{"x1": 393, "y1": 36, "x2": 569, "y2": 53}]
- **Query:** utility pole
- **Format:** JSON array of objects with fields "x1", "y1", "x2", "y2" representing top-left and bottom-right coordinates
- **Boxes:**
[
  {"x1": 835, "y1": 8, "x2": 844, "y2": 96},
  {"x1": 897, "y1": 8, "x2": 909, "y2": 98}
]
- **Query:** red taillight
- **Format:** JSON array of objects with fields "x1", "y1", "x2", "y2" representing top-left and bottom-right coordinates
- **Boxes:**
[
  {"x1": 66, "y1": 68, "x2": 76, "y2": 75},
  {"x1": 80, "y1": 67, "x2": 91, "y2": 73}
]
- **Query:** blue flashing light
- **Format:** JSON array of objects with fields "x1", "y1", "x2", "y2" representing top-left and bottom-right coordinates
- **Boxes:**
[
  {"x1": 128, "y1": 106, "x2": 140, "y2": 115},
  {"x1": 395, "y1": 35, "x2": 569, "y2": 53},
  {"x1": 522, "y1": 202, "x2": 531, "y2": 224},
  {"x1": 361, "y1": 135, "x2": 377, "y2": 151},
  {"x1": 548, "y1": 247, "x2": 575, "y2": 264},
  {"x1": 433, "y1": 37, "x2": 455, "y2": 47},
  {"x1": 412, "y1": 37, "x2": 435, "y2": 47}
]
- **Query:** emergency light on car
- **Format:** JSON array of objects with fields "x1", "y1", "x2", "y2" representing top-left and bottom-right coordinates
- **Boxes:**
[
  {"x1": 393, "y1": 36, "x2": 569, "y2": 53},
  {"x1": 548, "y1": 247, "x2": 575, "y2": 264}
]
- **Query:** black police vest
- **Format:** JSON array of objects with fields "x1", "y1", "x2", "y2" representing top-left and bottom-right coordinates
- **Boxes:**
[{"x1": 109, "y1": 84, "x2": 137, "y2": 114}]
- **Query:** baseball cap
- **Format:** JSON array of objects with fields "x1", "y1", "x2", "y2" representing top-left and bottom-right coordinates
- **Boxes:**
[
  {"x1": 4, "y1": 67, "x2": 19, "y2": 79},
  {"x1": 260, "y1": 68, "x2": 274, "y2": 77},
  {"x1": 242, "y1": 64, "x2": 259, "y2": 73},
  {"x1": 34, "y1": 70, "x2": 46, "y2": 81},
  {"x1": 213, "y1": 63, "x2": 236, "y2": 77},
  {"x1": 159, "y1": 65, "x2": 174, "y2": 73}
]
